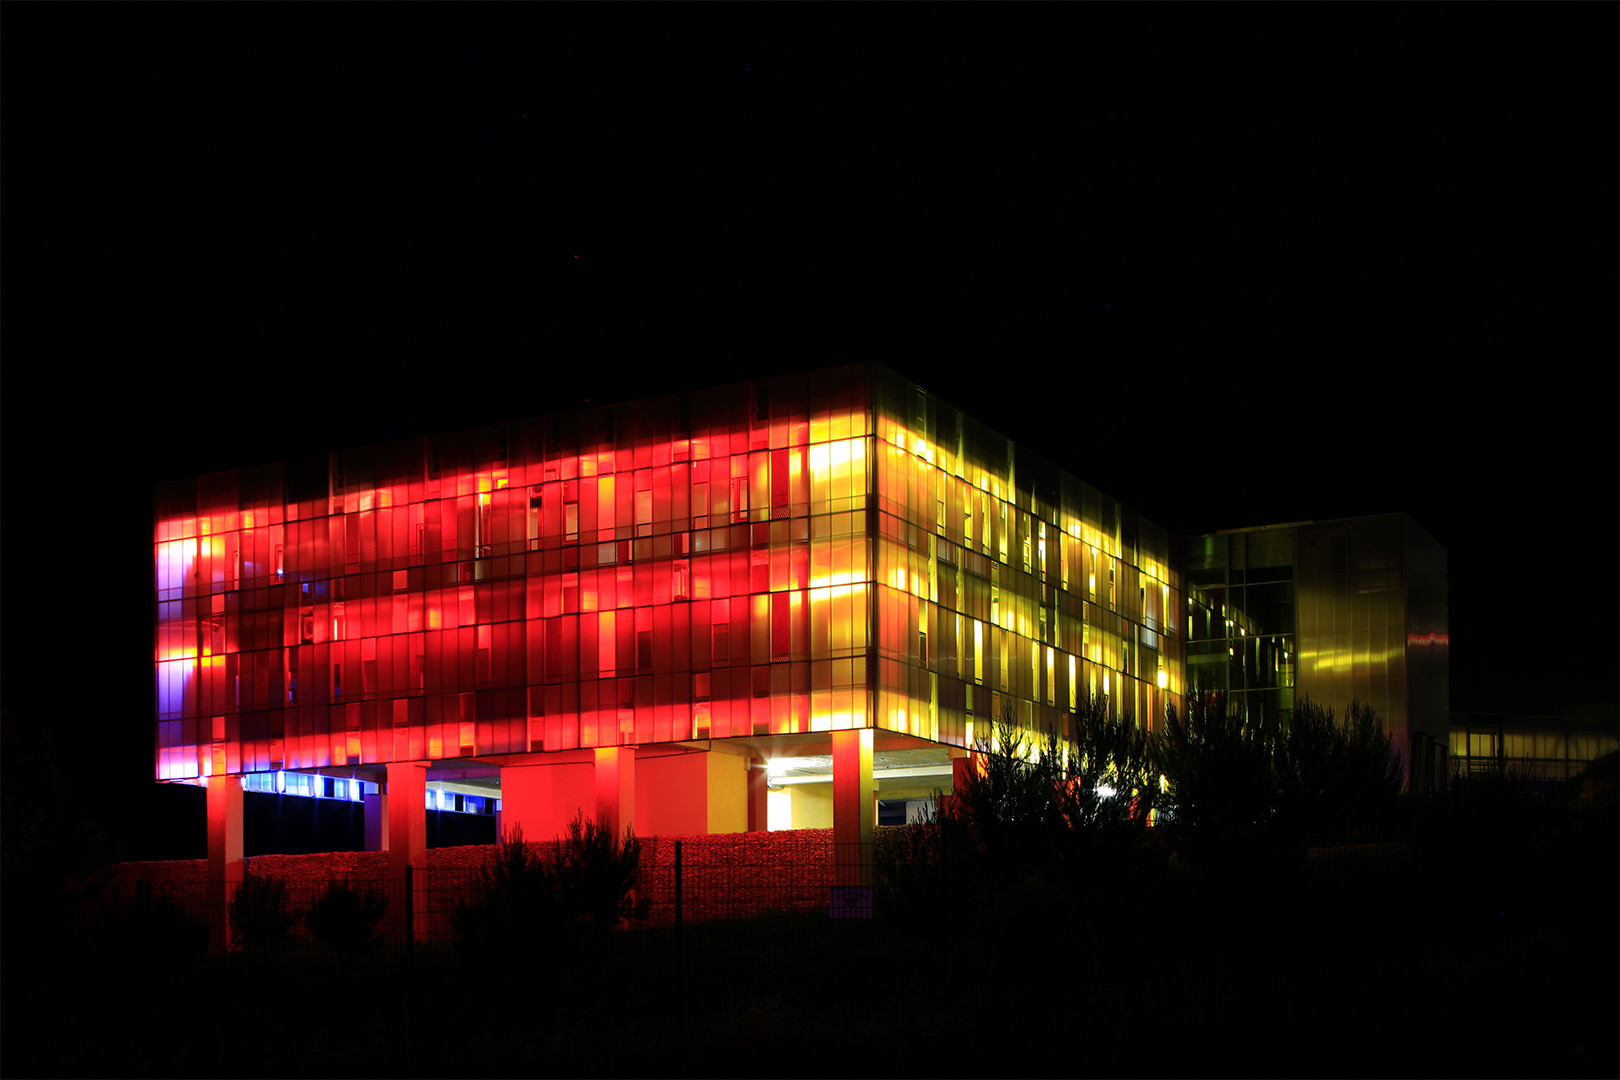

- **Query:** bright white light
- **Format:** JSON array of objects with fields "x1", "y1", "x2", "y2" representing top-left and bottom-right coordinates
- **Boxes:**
[
  {"x1": 767, "y1": 789, "x2": 792, "y2": 831},
  {"x1": 1098, "y1": 785, "x2": 1117, "y2": 799}
]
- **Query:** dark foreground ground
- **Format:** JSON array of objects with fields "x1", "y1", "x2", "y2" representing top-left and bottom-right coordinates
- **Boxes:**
[{"x1": 6, "y1": 803, "x2": 1616, "y2": 1078}]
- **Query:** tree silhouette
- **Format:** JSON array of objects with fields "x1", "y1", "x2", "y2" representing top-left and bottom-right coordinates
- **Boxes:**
[
  {"x1": 453, "y1": 813, "x2": 648, "y2": 973},
  {"x1": 1158, "y1": 693, "x2": 1287, "y2": 869},
  {"x1": 1277, "y1": 697, "x2": 1402, "y2": 842}
]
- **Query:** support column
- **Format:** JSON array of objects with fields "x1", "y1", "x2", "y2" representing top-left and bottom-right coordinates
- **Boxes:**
[
  {"x1": 594, "y1": 746, "x2": 635, "y2": 840},
  {"x1": 364, "y1": 789, "x2": 389, "y2": 852},
  {"x1": 831, "y1": 728, "x2": 874, "y2": 886},
  {"x1": 951, "y1": 754, "x2": 981, "y2": 811},
  {"x1": 500, "y1": 763, "x2": 555, "y2": 844},
  {"x1": 747, "y1": 755, "x2": 770, "y2": 832},
  {"x1": 387, "y1": 762, "x2": 428, "y2": 938},
  {"x1": 207, "y1": 775, "x2": 243, "y2": 952}
]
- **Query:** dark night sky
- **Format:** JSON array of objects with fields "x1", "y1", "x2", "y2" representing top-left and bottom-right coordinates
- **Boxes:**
[{"x1": 5, "y1": 6, "x2": 1615, "y2": 832}]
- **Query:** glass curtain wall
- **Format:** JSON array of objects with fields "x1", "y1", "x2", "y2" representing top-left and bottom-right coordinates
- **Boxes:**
[
  {"x1": 155, "y1": 367, "x2": 876, "y2": 780},
  {"x1": 868, "y1": 367, "x2": 1183, "y2": 753},
  {"x1": 154, "y1": 364, "x2": 1183, "y2": 783},
  {"x1": 1183, "y1": 514, "x2": 1449, "y2": 787},
  {"x1": 1183, "y1": 527, "x2": 1299, "y2": 728}
]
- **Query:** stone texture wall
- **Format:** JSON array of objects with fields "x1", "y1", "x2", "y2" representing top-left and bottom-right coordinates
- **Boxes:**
[{"x1": 104, "y1": 827, "x2": 904, "y2": 938}]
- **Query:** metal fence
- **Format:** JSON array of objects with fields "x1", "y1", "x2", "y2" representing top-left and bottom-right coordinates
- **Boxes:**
[
  {"x1": 95, "y1": 796, "x2": 1606, "y2": 965},
  {"x1": 84, "y1": 840, "x2": 884, "y2": 964}
]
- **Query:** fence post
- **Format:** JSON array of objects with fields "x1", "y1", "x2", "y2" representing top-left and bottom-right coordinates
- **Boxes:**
[
  {"x1": 404, "y1": 863, "x2": 415, "y2": 1029},
  {"x1": 404, "y1": 863, "x2": 415, "y2": 954},
  {"x1": 674, "y1": 840, "x2": 684, "y2": 980},
  {"x1": 674, "y1": 839, "x2": 684, "y2": 1057}
]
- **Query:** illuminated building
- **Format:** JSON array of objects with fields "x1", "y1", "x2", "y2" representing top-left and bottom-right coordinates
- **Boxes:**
[
  {"x1": 1183, "y1": 516, "x2": 1451, "y2": 791},
  {"x1": 154, "y1": 363, "x2": 1189, "y2": 930},
  {"x1": 1450, "y1": 710, "x2": 1618, "y2": 789}
]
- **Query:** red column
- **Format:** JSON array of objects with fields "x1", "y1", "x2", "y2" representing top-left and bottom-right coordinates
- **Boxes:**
[
  {"x1": 952, "y1": 754, "x2": 979, "y2": 796},
  {"x1": 944, "y1": 752, "x2": 985, "y2": 820},
  {"x1": 387, "y1": 762, "x2": 427, "y2": 938},
  {"x1": 500, "y1": 764, "x2": 555, "y2": 844},
  {"x1": 206, "y1": 776, "x2": 243, "y2": 952},
  {"x1": 747, "y1": 755, "x2": 769, "y2": 832}
]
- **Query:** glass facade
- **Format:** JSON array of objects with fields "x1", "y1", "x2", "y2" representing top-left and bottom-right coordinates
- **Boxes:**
[
  {"x1": 866, "y1": 368, "x2": 1184, "y2": 751},
  {"x1": 1183, "y1": 514, "x2": 1450, "y2": 790},
  {"x1": 1450, "y1": 713, "x2": 1619, "y2": 788},
  {"x1": 153, "y1": 364, "x2": 1184, "y2": 790},
  {"x1": 1185, "y1": 526, "x2": 1300, "y2": 728}
]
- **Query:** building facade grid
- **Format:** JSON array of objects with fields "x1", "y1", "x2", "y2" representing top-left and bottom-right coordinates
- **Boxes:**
[{"x1": 153, "y1": 365, "x2": 1184, "y2": 788}]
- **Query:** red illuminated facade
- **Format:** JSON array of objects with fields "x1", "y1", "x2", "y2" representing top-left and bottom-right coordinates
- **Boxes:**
[{"x1": 156, "y1": 364, "x2": 1187, "y2": 919}]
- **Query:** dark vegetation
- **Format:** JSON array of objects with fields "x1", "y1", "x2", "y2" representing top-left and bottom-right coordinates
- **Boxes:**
[
  {"x1": 880, "y1": 692, "x2": 1408, "y2": 925},
  {"x1": 94, "y1": 879, "x2": 211, "y2": 975},
  {"x1": 4, "y1": 698, "x2": 1616, "y2": 1078},
  {"x1": 451, "y1": 813, "x2": 650, "y2": 977},
  {"x1": 228, "y1": 866, "x2": 298, "y2": 949},
  {"x1": 305, "y1": 879, "x2": 388, "y2": 954}
]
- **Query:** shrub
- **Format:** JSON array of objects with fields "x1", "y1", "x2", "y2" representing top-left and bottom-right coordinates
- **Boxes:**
[
  {"x1": 949, "y1": 709, "x2": 1065, "y2": 875},
  {"x1": 1048, "y1": 699, "x2": 1170, "y2": 897},
  {"x1": 1061, "y1": 692, "x2": 1162, "y2": 829},
  {"x1": 902, "y1": 698, "x2": 1166, "y2": 916},
  {"x1": 1562, "y1": 749, "x2": 1618, "y2": 801},
  {"x1": 453, "y1": 815, "x2": 647, "y2": 970},
  {"x1": 305, "y1": 879, "x2": 387, "y2": 953},
  {"x1": 452, "y1": 826, "x2": 560, "y2": 968},
  {"x1": 551, "y1": 813, "x2": 649, "y2": 932},
  {"x1": 102, "y1": 879, "x2": 208, "y2": 972},
  {"x1": 229, "y1": 867, "x2": 296, "y2": 949},
  {"x1": 1159, "y1": 694, "x2": 1290, "y2": 869},
  {"x1": 1279, "y1": 697, "x2": 1402, "y2": 841},
  {"x1": 875, "y1": 804, "x2": 976, "y2": 932}
]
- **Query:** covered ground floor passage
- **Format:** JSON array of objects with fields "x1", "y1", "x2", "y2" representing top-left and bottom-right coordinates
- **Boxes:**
[{"x1": 198, "y1": 732, "x2": 971, "y2": 946}]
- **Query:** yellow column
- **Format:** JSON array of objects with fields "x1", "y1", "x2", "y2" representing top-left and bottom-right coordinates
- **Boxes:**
[
  {"x1": 831, "y1": 728, "x2": 874, "y2": 886},
  {"x1": 594, "y1": 746, "x2": 636, "y2": 840}
]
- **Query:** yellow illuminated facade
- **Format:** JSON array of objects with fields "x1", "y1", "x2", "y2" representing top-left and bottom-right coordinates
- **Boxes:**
[{"x1": 866, "y1": 368, "x2": 1184, "y2": 751}]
